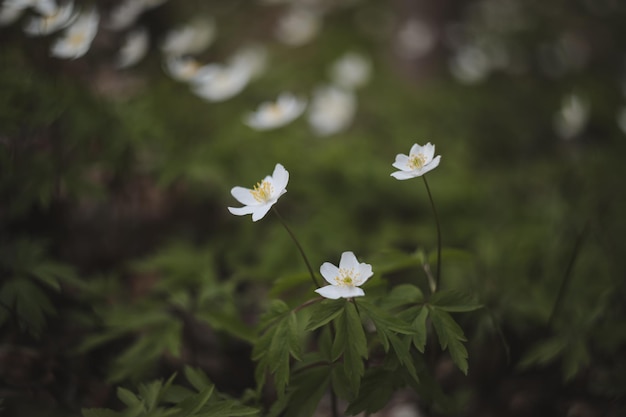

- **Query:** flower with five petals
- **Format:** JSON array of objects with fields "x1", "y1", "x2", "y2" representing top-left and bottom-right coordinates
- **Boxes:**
[
  {"x1": 391, "y1": 142, "x2": 441, "y2": 180},
  {"x1": 228, "y1": 163, "x2": 289, "y2": 222},
  {"x1": 315, "y1": 251, "x2": 373, "y2": 299}
]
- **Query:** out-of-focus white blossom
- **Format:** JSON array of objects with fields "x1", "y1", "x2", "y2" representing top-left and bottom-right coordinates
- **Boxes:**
[
  {"x1": 50, "y1": 7, "x2": 99, "y2": 59},
  {"x1": 1, "y1": 0, "x2": 55, "y2": 25},
  {"x1": 23, "y1": 0, "x2": 76, "y2": 36},
  {"x1": 161, "y1": 18, "x2": 215, "y2": 57},
  {"x1": 116, "y1": 27, "x2": 149, "y2": 69},
  {"x1": 0, "y1": 3, "x2": 25, "y2": 25},
  {"x1": 275, "y1": 8, "x2": 321, "y2": 46},
  {"x1": 229, "y1": 44, "x2": 268, "y2": 80},
  {"x1": 449, "y1": 44, "x2": 491, "y2": 84},
  {"x1": 164, "y1": 56, "x2": 204, "y2": 82},
  {"x1": 329, "y1": 52, "x2": 371, "y2": 90},
  {"x1": 245, "y1": 93, "x2": 306, "y2": 130},
  {"x1": 553, "y1": 94, "x2": 589, "y2": 140},
  {"x1": 308, "y1": 85, "x2": 356, "y2": 136},
  {"x1": 395, "y1": 19, "x2": 436, "y2": 59},
  {"x1": 106, "y1": 0, "x2": 167, "y2": 30},
  {"x1": 191, "y1": 63, "x2": 251, "y2": 102}
]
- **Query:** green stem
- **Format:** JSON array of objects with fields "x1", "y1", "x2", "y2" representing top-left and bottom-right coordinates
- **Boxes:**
[
  {"x1": 272, "y1": 207, "x2": 321, "y2": 288},
  {"x1": 422, "y1": 175, "x2": 442, "y2": 293},
  {"x1": 548, "y1": 222, "x2": 588, "y2": 325}
]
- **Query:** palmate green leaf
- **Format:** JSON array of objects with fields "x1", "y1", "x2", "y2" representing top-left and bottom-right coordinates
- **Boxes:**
[
  {"x1": 254, "y1": 309, "x2": 302, "y2": 396},
  {"x1": 280, "y1": 365, "x2": 331, "y2": 417},
  {"x1": 0, "y1": 278, "x2": 56, "y2": 337},
  {"x1": 344, "y1": 368, "x2": 396, "y2": 416},
  {"x1": 118, "y1": 387, "x2": 143, "y2": 409},
  {"x1": 184, "y1": 367, "x2": 213, "y2": 393},
  {"x1": 357, "y1": 300, "x2": 414, "y2": 335},
  {"x1": 412, "y1": 307, "x2": 429, "y2": 353},
  {"x1": 305, "y1": 299, "x2": 344, "y2": 331},
  {"x1": 518, "y1": 336, "x2": 568, "y2": 370},
  {"x1": 332, "y1": 301, "x2": 367, "y2": 397},
  {"x1": 171, "y1": 384, "x2": 214, "y2": 417},
  {"x1": 429, "y1": 289, "x2": 482, "y2": 312},
  {"x1": 429, "y1": 307, "x2": 469, "y2": 375},
  {"x1": 382, "y1": 284, "x2": 424, "y2": 309}
]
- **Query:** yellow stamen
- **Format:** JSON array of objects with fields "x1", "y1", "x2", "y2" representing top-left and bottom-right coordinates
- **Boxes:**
[
  {"x1": 334, "y1": 268, "x2": 356, "y2": 286},
  {"x1": 408, "y1": 153, "x2": 427, "y2": 170},
  {"x1": 250, "y1": 180, "x2": 273, "y2": 202}
]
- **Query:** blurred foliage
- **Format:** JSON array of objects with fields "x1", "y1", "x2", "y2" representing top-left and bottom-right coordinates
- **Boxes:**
[{"x1": 1, "y1": 0, "x2": 626, "y2": 416}]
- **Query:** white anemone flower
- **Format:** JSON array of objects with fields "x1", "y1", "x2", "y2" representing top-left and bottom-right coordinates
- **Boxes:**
[
  {"x1": 329, "y1": 52, "x2": 371, "y2": 90},
  {"x1": 229, "y1": 44, "x2": 268, "y2": 80},
  {"x1": 316, "y1": 251, "x2": 373, "y2": 299},
  {"x1": 391, "y1": 142, "x2": 441, "y2": 180},
  {"x1": 244, "y1": 93, "x2": 306, "y2": 131},
  {"x1": 553, "y1": 93, "x2": 589, "y2": 140},
  {"x1": 116, "y1": 27, "x2": 149, "y2": 68},
  {"x1": 24, "y1": 1, "x2": 76, "y2": 36},
  {"x1": 228, "y1": 163, "x2": 289, "y2": 222},
  {"x1": 275, "y1": 8, "x2": 320, "y2": 47},
  {"x1": 50, "y1": 7, "x2": 99, "y2": 59},
  {"x1": 0, "y1": 3, "x2": 24, "y2": 25},
  {"x1": 1, "y1": 0, "x2": 55, "y2": 25},
  {"x1": 106, "y1": 0, "x2": 167, "y2": 30},
  {"x1": 191, "y1": 62, "x2": 251, "y2": 102},
  {"x1": 164, "y1": 56, "x2": 203, "y2": 82},
  {"x1": 308, "y1": 85, "x2": 356, "y2": 136},
  {"x1": 161, "y1": 18, "x2": 215, "y2": 57}
]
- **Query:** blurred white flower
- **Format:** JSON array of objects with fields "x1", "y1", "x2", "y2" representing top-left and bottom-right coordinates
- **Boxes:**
[
  {"x1": 1, "y1": 0, "x2": 55, "y2": 25},
  {"x1": 449, "y1": 44, "x2": 491, "y2": 84},
  {"x1": 329, "y1": 52, "x2": 371, "y2": 90},
  {"x1": 553, "y1": 94, "x2": 589, "y2": 140},
  {"x1": 164, "y1": 56, "x2": 204, "y2": 81},
  {"x1": 315, "y1": 251, "x2": 373, "y2": 299},
  {"x1": 106, "y1": 0, "x2": 167, "y2": 31},
  {"x1": 308, "y1": 85, "x2": 356, "y2": 136},
  {"x1": 0, "y1": 3, "x2": 25, "y2": 26},
  {"x1": 191, "y1": 63, "x2": 251, "y2": 102},
  {"x1": 244, "y1": 93, "x2": 306, "y2": 130},
  {"x1": 228, "y1": 163, "x2": 289, "y2": 222},
  {"x1": 161, "y1": 18, "x2": 215, "y2": 57},
  {"x1": 275, "y1": 8, "x2": 321, "y2": 46},
  {"x1": 23, "y1": 0, "x2": 76, "y2": 36},
  {"x1": 391, "y1": 142, "x2": 441, "y2": 180},
  {"x1": 116, "y1": 27, "x2": 149, "y2": 69},
  {"x1": 395, "y1": 19, "x2": 436, "y2": 59},
  {"x1": 50, "y1": 7, "x2": 99, "y2": 59},
  {"x1": 229, "y1": 44, "x2": 268, "y2": 80}
]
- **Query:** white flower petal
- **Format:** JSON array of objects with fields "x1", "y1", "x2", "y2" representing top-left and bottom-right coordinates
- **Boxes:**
[
  {"x1": 320, "y1": 262, "x2": 339, "y2": 284},
  {"x1": 357, "y1": 264, "x2": 373, "y2": 285},
  {"x1": 339, "y1": 251, "x2": 359, "y2": 271},
  {"x1": 423, "y1": 142, "x2": 435, "y2": 161},
  {"x1": 251, "y1": 204, "x2": 273, "y2": 221},
  {"x1": 409, "y1": 143, "x2": 421, "y2": 156},
  {"x1": 231, "y1": 186, "x2": 258, "y2": 206},
  {"x1": 271, "y1": 163, "x2": 289, "y2": 192},
  {"x1": 315, "y1": 285, "x2": 365, "y2": 299},
  {"x1": 228, "y1": 205, "x2": 255, "y2": 216},
  {"x1": 391, "y1": 171, "x2": 416, "y2": 180}
]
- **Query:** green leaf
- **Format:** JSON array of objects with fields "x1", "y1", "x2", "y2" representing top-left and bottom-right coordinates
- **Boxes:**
[
  {"x1": 411, "y1": 307, "x2": 429, "y2": 353},
  {"x1": 117, "y1": 387, "x2": 143, "y2": 409},
  {"x1": 138, "y1": 379, "x2": 164, "y2": 411},
  {"x1": 518, "y1": 337, "x2": 568, "y2": 370},
  {"x1": 429, "y1": 289, "x2": 482, "y2": 312},
  {"x1": 344, "y1": 368, "x2": 395, "y2": 415},
  {"x1": 305, "y1": 299, "x2": 344, "y2": 331},
  {"x1": 429, "y1": 307, "x2": 469, "y2": 374},
  {"x1": 0, "y1": 278, "x2": 56, "y2": 337},
  {"x1": 357, "y1": 300, "x2": 414, "y2": 335},
  {"x1": 184, "y1": 367, "x2": 213, "y2": 393},
  {"x1": 283, "y1": 366, "x2": 331, "y2": 417},
  {"x1": 383, "y1": 284, "x2": 424, "y2": 308},
  {"x1": 562, "y1": 339, "x2": 589, "y2": 381},
  {"x1": 332, "y1": 301, "x2": 367, "y2": 397},
  {"x1": 172, "y1": 384, "x2": 214, "y2": 417}
]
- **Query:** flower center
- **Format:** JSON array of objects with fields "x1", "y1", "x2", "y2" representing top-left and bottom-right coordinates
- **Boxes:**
[
  {"x1": 334, "y1": 268, "x2": 357, "y2": 287},
  {"x1": 408, "y1": 153, "x2": 427, "y2": 170},
  {"x1": 250, "y1": 180, "x2": 273, "y2": 202},
  {"x1": 69, "y1": 32, "x2": 86, "y2": 47}
]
